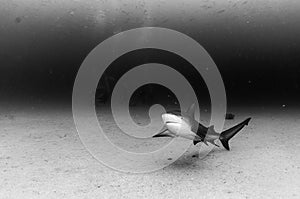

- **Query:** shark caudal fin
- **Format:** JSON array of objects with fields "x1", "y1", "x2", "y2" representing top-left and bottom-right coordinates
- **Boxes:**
[{"x1": 219, "y1": 117, "x2": 251, "y2": 150}]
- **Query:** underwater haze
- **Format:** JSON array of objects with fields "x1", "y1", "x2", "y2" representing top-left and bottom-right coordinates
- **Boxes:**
[
  {"x1": 0, "y1": 0, "x2": 300, "y2": 108},
  {"x1": 1, "y1": 1, "x2": 300, "y2": 198}
]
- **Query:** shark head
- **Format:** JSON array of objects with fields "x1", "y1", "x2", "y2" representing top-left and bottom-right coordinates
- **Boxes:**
[
  {"x1": 153, "y1": 104, "x2": 197, "y2": 139},
  {"x1": 161, "y1": 113, "x2": 189, "y2": 136},
  {"x1": 152, "y1": 113, "x2": 185, "y2": 138}
]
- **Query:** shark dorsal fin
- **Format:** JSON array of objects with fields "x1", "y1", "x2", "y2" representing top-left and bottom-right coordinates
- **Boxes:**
[
  {"x1": 208, "y1": 125, "x2": 214, "y2": 131},
  {"x1": 207, "y1": 125, "x2": 219, "y2": 135},
  {"x1": 186, "y1": 103, "x2": 196, "y2": 119}
]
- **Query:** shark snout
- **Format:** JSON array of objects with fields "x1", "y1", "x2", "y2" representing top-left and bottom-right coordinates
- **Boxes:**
[
  {"x1": 161, "y1": 113, "x2": 193, "y2": 137},
  {"x1": 162, "y1": 113, "x2": 182, "y2": 124}
]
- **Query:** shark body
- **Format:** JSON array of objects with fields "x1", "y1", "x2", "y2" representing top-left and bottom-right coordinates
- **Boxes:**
[{"x1": 153, "y1": 104, "x2": 251, "y2": 150}]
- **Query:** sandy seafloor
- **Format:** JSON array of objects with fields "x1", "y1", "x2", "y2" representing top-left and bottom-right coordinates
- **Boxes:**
[{"x1": 0, "y1": 102, "x2": 299, "y2": 199}]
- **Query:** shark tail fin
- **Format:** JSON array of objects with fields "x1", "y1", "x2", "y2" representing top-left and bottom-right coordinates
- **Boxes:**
[{"x1": 219, "y1": 117, "x2": 251, "y2": 150}]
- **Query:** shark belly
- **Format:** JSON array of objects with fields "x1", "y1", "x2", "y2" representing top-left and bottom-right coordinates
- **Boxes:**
[{"x1": 166, "y1": 123, "x2": 196, "y2": 140}]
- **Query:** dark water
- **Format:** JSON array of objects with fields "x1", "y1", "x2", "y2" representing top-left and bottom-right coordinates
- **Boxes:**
[{"x1": 1, "y1": 1, "x2": 300, "y2": 110}]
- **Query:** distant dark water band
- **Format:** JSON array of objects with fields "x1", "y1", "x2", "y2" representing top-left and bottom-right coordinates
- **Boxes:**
[{"x1": 97, "y1": 48, "x2": 211, "y2": 106}]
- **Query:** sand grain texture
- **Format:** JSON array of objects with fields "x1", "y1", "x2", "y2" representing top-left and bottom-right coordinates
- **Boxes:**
[{"x1": 0, "y1": 105, "x2": 299, "y2": 199}]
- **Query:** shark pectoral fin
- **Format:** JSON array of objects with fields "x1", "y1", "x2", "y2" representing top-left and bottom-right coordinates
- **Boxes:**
[
  {"x1": 213, "y1": 142, "x2": 220, "y2": 147},
  {"x1": 152, "y1": 129, "x2": 172, "y2": 138},
  {"x1": 193, "y1": 140, "x2": 201, "y2": 145},
  {"x1": 207, "y1": 140, "x2": 220, "y2": 147},
  {"x1": 193, "y1": 135, "x2": 203, "y2": 145}
]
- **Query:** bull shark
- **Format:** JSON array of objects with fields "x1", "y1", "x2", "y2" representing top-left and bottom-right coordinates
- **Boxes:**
[{"x1": 152, "y1": 104, "x2": 251, "y2": 150}]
